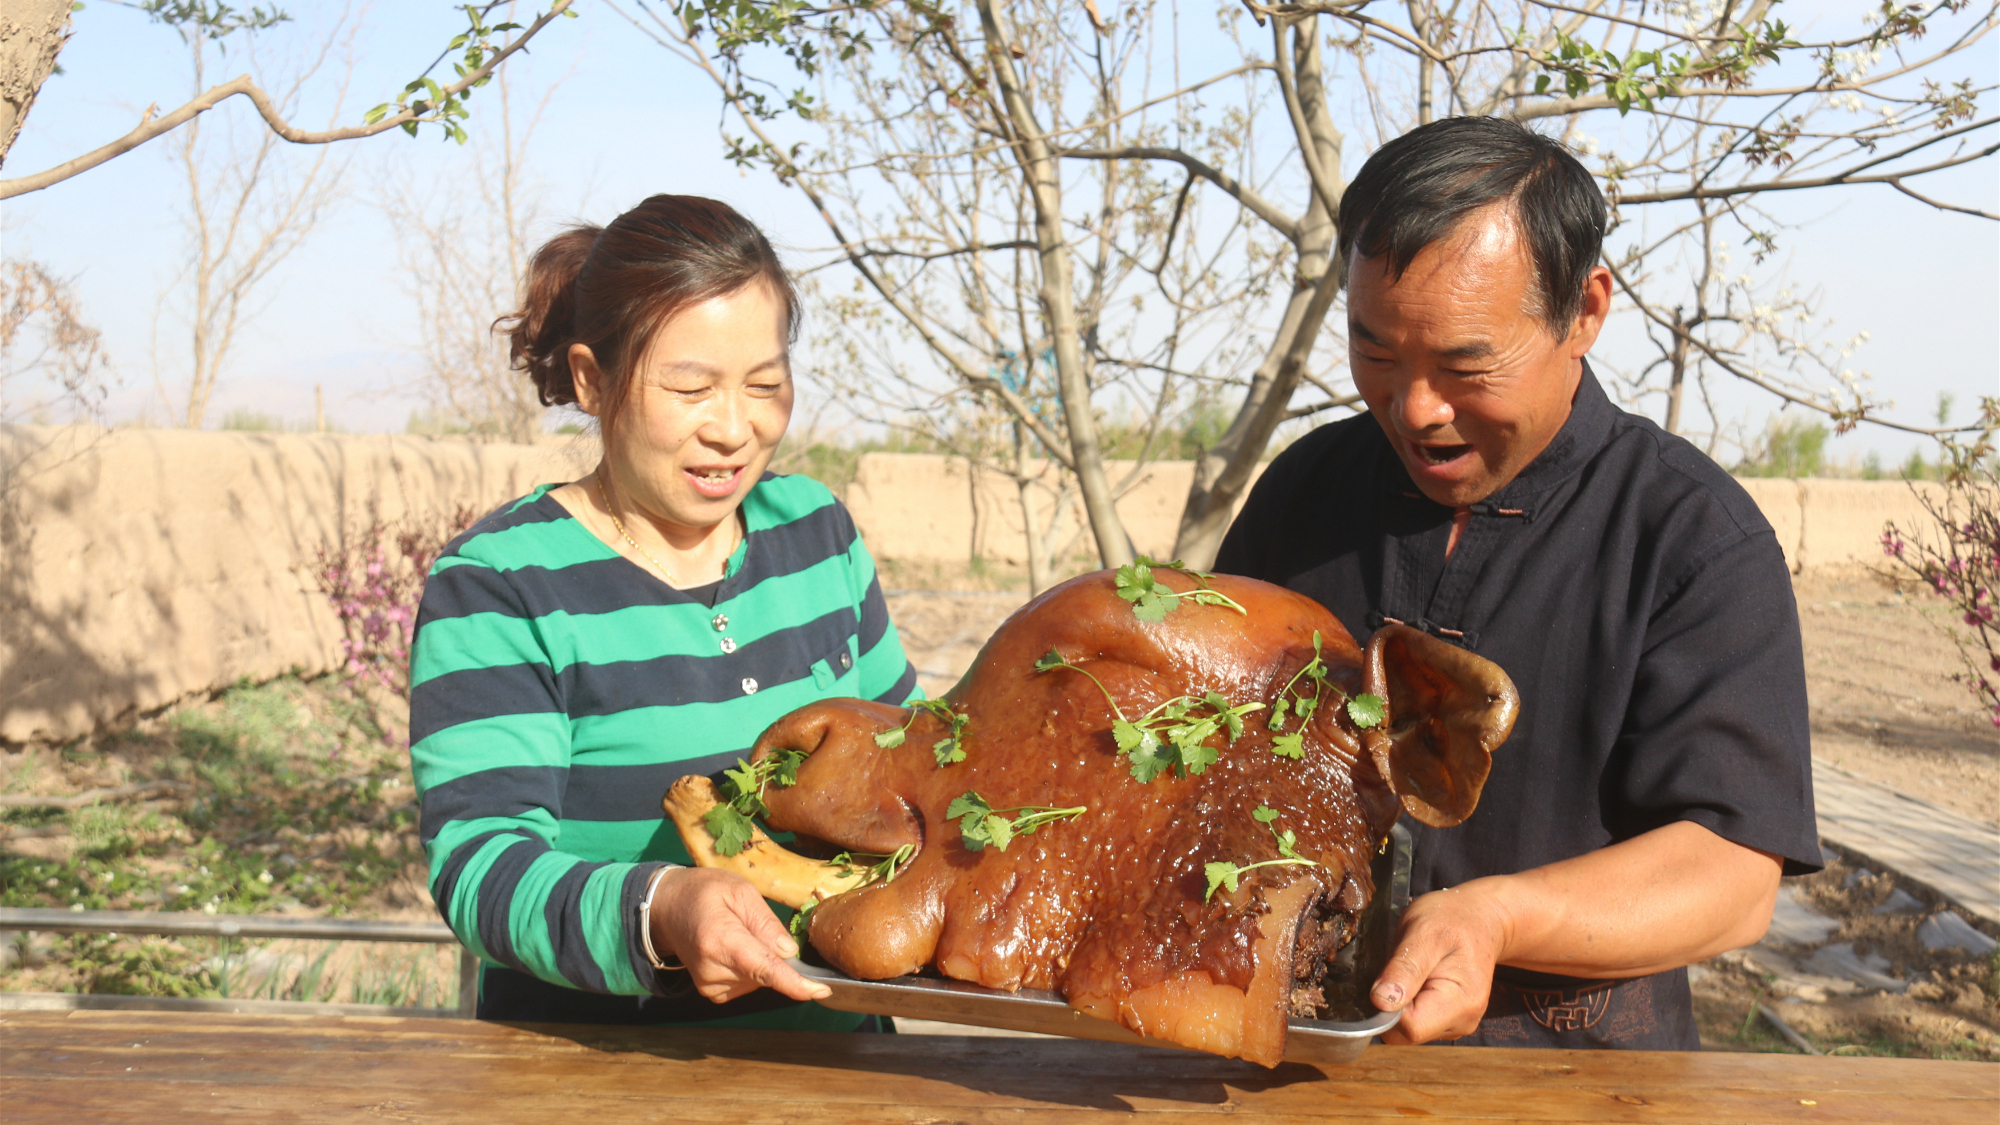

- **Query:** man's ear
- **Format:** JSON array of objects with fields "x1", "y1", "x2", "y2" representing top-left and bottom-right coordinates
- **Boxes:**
[{"x1": 1360, "y1": 623, "x2": 1519, "y2": 828}]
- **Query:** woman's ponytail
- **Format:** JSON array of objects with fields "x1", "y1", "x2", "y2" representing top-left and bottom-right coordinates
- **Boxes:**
[{"x1": 497, "y1": 224, "x2": 600, "y2": 406}]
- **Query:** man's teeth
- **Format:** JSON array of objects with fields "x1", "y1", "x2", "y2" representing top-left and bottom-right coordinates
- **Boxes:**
[{"x1": 1418, "y1": 446, "x2": 1464, "y2": 465}]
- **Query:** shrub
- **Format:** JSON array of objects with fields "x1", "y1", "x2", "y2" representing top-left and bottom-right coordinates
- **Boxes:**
[
  {"x1": 314, "y1": 505, "x2": 477, "y2": 700},
  {"x1": 1882, "y1": 399, "x2": 1999, "y2": 727}
]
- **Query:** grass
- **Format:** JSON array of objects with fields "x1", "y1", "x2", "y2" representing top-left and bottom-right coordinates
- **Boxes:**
[{"x1": 0, "y1": 675, "x2": 444, "y2": 1005}]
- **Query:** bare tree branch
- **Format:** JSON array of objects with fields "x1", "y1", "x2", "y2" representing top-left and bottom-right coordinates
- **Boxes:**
[{"x1": 0, "y1": 0, "x2": 573, "y2": 200}]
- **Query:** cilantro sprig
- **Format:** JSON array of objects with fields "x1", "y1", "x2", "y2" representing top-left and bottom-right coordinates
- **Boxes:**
[
  {"x1": 1035, "y1": 648, "x2": 1264, "y2": 782},
  {"x1": 874, "y1": 698, "x2": 971, "y2": 765},
  {"x1": 784, "y1": 843, "x2": 916, "y2": 942},
  {"x1": 1203, "y1": 806, "x2": 1321, "y2": 901},
  {"x1": 1114, "y1": 556, "x2": 1248, "y2": 622},
  {"x1": 947, "y1": 791, "x2": 1087, "y2": 852},
  {"x1": 703, "y1": 748, "x2": 807, "y2": 857},
  {"x1": 1266, "y1": 631, "x2": 1385, "y2": 758}
]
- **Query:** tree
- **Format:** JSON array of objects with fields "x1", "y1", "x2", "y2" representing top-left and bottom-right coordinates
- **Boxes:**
[
  {"x1": 624, "y1": 0, "x2": 1994, "y2": 570},
  {"x1": 0, "y1": 0, "x2": 578, "y2": 198},
  {"x1": 154, "y1": 1, "x2": 351, "y2": 429},
  {"x1": 0, "y1": 259, "x2": 111, "y2": 425},
  {"x1": 379, "y1": 56, "x2": 563, "y2": 444}
]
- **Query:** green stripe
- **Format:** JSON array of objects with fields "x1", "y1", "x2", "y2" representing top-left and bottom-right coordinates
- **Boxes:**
[
  {"x1": 554, "y1": 818, "x2": 689, "y2": 864},
  {"x1": 462, "y1": 515, "x2": 617, "y2": 574},
  {"x1": 743, "y1": 474, "x2": 838, "y2": 530},
  {"x1": 427, "y1": 815, "x2": 560, "y2": 884},
  {"x1": 410, "y1": 612, "x2": 551, "y2": 686},
  {"x1": 506, "y1": 851, "x2": 585, "y2": 985},
  {"x1": 582, "y1": 865, "x2": 644, "y2": 994},
  {"x1": 569, "y1": 676, "x2": 852, "y2": 765},
  {"x1": 411, "y1": 713, "x2": 571, "y2": 791}
]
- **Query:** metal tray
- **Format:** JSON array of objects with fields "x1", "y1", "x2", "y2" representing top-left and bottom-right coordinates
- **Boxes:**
[{"x1": 796, "y1": 823, "x2": 1412, "y2": 1065}]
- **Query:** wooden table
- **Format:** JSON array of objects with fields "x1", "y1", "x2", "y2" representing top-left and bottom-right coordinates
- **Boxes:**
[{"x1": 2, "y1": 1010, "x2": 1992, "y2": 1123}]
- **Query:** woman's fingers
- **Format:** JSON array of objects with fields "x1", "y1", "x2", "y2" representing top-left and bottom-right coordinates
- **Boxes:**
[{"x1": 652, "y1": 867, "x2": 832, "y2": 1005}]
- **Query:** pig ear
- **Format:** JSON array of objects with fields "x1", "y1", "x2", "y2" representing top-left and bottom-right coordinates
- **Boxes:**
[{"x1": 1359, "y1": 623, "x2": 1519, "y2": 828}]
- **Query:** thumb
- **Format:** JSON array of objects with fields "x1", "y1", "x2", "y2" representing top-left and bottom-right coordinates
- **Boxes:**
[{"x1": 1371, "y1": 932, "x2": 1444, "y2": 1012}]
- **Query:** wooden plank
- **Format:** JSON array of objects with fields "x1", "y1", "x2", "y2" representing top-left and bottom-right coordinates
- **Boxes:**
[{"x1": 2, "y1": 1011, "x2": 1991, "y2": 1124}]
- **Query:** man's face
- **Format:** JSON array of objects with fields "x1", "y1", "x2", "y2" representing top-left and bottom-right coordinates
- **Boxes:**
[{"x1": 1346, "y1": 203, "x2": 1609, "y2": 509}]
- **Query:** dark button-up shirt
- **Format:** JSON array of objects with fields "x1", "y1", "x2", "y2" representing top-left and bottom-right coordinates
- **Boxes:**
[{"x1": 1216, "y1": 365, "x2": 1819, "y2": 1049}]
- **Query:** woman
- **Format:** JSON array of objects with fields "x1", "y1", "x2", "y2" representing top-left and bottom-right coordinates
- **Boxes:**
[{"x1": 409, "y1": 195, "x2": 919, "y2": 1027}]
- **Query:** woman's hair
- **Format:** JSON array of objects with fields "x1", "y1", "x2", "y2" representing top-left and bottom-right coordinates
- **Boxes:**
[{"x1": 497, "y1": 195, "x2": 800, "y2": 435}]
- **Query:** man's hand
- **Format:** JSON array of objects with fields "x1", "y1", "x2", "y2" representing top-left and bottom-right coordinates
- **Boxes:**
[
  {"x1": 647, "y1": 867, "x2": 833, "y2": 1005},
  {"x1": 1367, "y1": 822, "x2": 1782, "y2": 1045},
  {"x1": 1370, "y1": 886, "x2": 1509, "y2": 1045}
]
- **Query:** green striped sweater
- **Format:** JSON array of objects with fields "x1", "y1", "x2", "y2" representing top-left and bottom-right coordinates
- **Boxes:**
[{"x1": 409, "y1": 473, "x2": 917, "y2": 1027}]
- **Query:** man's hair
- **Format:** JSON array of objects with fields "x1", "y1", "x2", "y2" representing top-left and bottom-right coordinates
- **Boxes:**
[{"x1": 1337, "y1": 116, "x2": 1607, "y2": 338}]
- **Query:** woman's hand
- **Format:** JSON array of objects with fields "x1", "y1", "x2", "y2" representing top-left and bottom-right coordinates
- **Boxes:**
[{"x1": 647, "y1": 867, "x2": 833, "y2": 1005}]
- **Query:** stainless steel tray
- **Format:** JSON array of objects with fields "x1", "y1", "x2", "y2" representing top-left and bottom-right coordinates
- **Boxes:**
[{"x1": 796, "y1": 823, "x2": 1412, "y2": 1065}]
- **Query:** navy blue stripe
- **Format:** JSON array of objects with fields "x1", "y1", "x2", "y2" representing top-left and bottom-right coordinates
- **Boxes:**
[
  {"x1": 411, "y1": 661, "x2": 562, "y2": 748},
  {"x1": 619, "y1": 864, "x2": 679, "y2": 997},
  {"x1": 873, "y1": 664, "x2": 919, "y2": 705},
  {"x1": 561, "y1": 750, "x2": 766, "y2": 824},
  {"x1": 543, "y1": 858, "x2": 616, "y2": 992},
  {"x1": 444, "y1": 491, "x2": 571, "y2": 553},
  {"x1": 473, "y1": 833, "x2": 551, "y2": 976},
  {"x1": 549, "y1": 609, "x2": 857, "y2": 717},
  {"x1": 565, "y1": 762, "x2": 698, "y2": 823},
  {"x1": 420, "y1": 765, "x2": 568, "y2": 846},
  {"x1": 431, "y1": 827, "x2": 513, "y2": 922},
  {"x1": 857, "y1": 575, "x2": 892, "y2": 653},
  {"x1": 415, "y1": 556, "x2": 530, "y2": 628}
]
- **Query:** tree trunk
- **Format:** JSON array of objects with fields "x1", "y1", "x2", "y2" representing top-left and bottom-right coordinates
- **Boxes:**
[
  {"x1": 977, "y1": 0, "x2": 1133, "y2": 569},
  {"x1": 0, "y1": 0, "x2": 75, "y2": 168},
  {"x1": 1172, "y1": 21, "x2": 1346, "y2": 569}
]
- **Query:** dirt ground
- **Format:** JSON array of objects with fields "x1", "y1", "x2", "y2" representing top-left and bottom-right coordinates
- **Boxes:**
[{"x1": 1793, "y1": 571, "x2": 1999, "y2": 827}]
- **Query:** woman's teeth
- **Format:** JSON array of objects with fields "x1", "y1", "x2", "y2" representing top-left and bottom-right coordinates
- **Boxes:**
[{"x1": 694, "y1": 469, "x2": 734, "y2": 482}]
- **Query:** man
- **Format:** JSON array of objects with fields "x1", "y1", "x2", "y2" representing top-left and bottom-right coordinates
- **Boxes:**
[{"x1": 1215, "y1": 116, "x2": 1819, "y2": 1049}]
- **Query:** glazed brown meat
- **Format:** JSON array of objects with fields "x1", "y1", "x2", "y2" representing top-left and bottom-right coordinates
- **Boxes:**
[{"x1": 670, "y1": 569, "x2": 1517, "y2": 1066}]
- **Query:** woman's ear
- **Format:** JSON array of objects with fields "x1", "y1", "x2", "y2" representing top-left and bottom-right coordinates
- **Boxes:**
[{"x1": 569, "y1": 343, "x2": 605, "y2": 416}]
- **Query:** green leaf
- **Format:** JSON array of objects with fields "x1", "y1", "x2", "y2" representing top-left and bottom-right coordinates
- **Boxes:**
[
  {"x1": 769, "y1": 748, "x2": 806, "y2": 788},
  {"x1": 980, "y1": 813, "x2": 1016, "y2": 852},
  {"x1": 1204, "y1": 861, "x2": 1240, "y2": 902},
  {"x1": 946, "y1": 791, "x2": 991, "y2": 821},
  {"x1": 704, "y1": 804, "x2": 755, "y2": 857},
  {"x1": 1269, "y1": 731, "x2": 1305, "y2": 759},
  {"x1": 1111, "y1": 719, "x2": 1144, "y2": 755},
  {"x1": 1127, "y1": 735, "x2": 1174, "y2": 783},
  {"x1": 932, "y1": 735, "x2": 965, "y2": 766},
  {"x1": 788, "y1": 896, "x2": 818, "y2": 940},
  {"x1": 1275, "y1": 828, "x2": 1303, "y2": 861},
  {"x1": 1252, "y1": 806, "x2": 1280, "y2": 824},
  {"x1": 1131, "y1": 592, "x2": 1172, "y2": 622},
  {"x1": 1347, "y1": 693, "x2": 1387, "y2": 730},
  {"x1": 1268, "y1": 696, "x2": 1290, "y2": 731},
  {"x1": 363, "y1": 103, "x2": 394, "y2": 124},
  {"x1": 1034, "y1": 648, "x2": 1068, "y2": 673}
]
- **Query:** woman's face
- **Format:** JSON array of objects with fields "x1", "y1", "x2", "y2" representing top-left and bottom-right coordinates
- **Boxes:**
[{"x1": 573, "y1": 282, "x2": 794, "y2": 536}]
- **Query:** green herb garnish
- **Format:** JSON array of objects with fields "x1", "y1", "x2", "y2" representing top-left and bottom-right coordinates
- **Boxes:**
[
  {"x1": 1266, "y1": 631, "x2": 1385, "y2": 751},
  {"x1": 1346, "y1": 692, "x2": 1386, "y2": 729},
  {"x1": 1035, "y1": 648, "x2": 1264, "y2": 782},
  {"x1": 788, "y1": 895, "x2": 818, "y2": 941},
  {"x1": 1203, "y1": 806, "x2": 1321, "y2": 901},
  {"x1": 874, "y1": 698, "x2": 971, "y2": 765},
  {"x1": 947, "y1": 791, "x2": 1087, "y2": 852},
  {"x1": 1114, "y1": 556, "x2": 1248, "y2": 622},
  {"x1": 703, "y1": 748, "x2": 808, "y2": 857}
]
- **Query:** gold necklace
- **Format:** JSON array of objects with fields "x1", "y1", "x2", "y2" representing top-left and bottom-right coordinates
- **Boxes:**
[{"x1": 595, "y1": 479, "x2": 738, "y2": 587}]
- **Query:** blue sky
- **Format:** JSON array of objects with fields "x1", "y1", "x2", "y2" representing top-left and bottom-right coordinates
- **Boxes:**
[{"x1": 3, "y1": 1, "x2": 1994, "y2": 467}]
